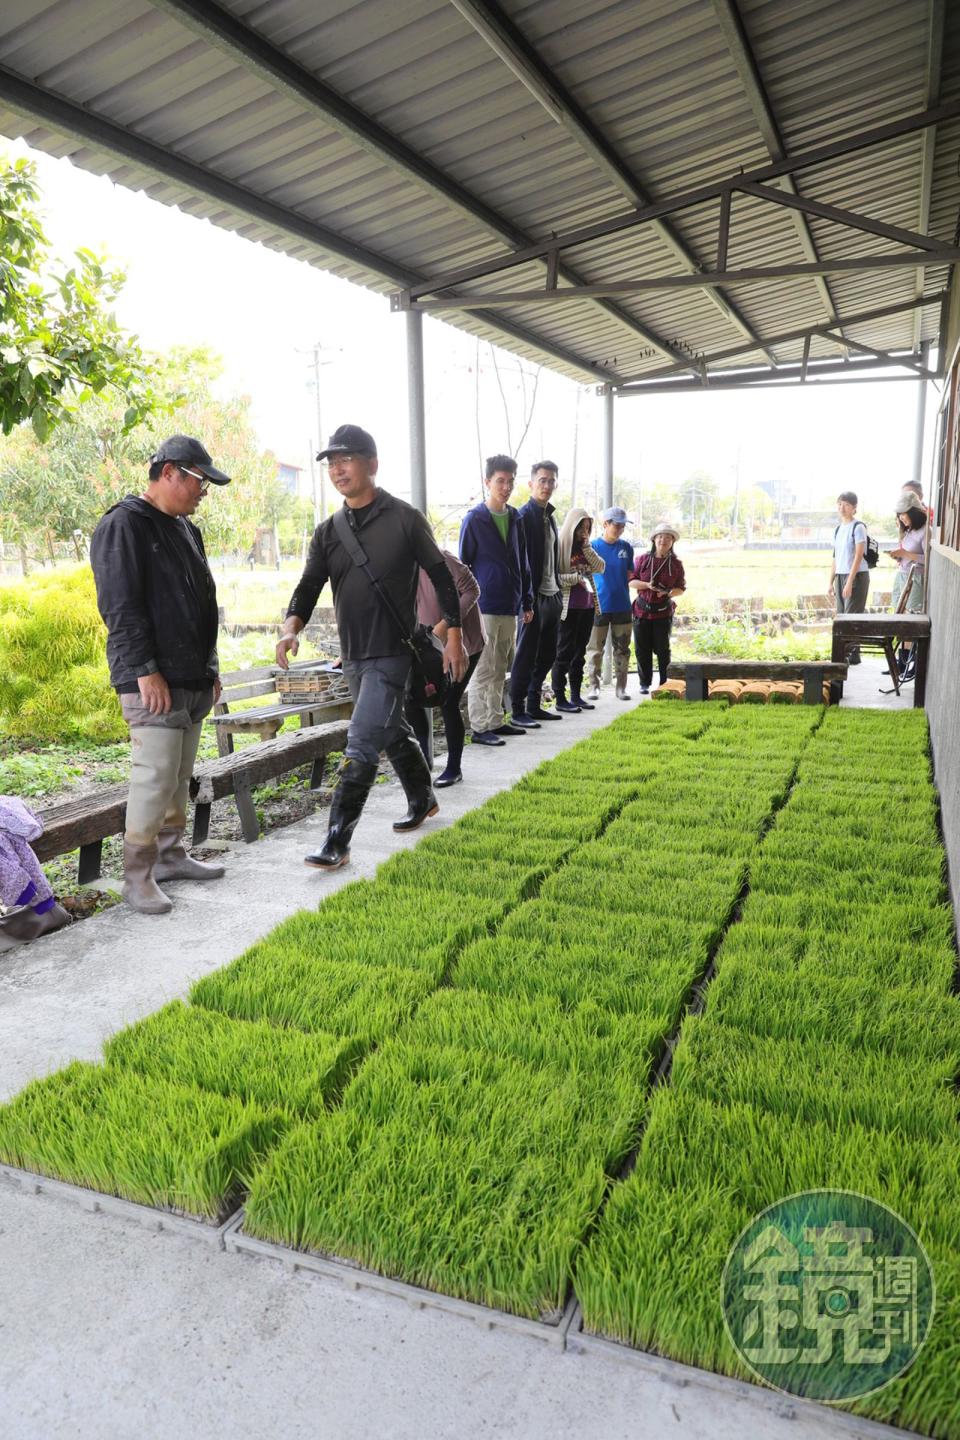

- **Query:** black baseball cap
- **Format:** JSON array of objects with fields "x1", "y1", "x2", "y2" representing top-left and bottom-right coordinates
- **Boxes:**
[
  {"x1": 318, "y1": 424, "x2": 377, "y2": 461},
  {"x1": 150, "y1": 435, "x2": 231, "y2": 485}
]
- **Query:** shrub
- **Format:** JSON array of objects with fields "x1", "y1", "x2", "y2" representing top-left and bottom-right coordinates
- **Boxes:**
[{"x1": 0, "y1": 566, "x2": 123, "y2": 742}]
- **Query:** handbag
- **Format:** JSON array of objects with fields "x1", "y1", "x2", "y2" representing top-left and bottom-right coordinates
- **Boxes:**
[{"x1": 333, "y1": 509, "x2": 451, "y2": 707}]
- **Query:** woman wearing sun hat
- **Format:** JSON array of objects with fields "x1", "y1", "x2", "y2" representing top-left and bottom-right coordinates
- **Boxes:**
[{"x1": 629, "y1": 520, "x2": 686, "y2": 695}]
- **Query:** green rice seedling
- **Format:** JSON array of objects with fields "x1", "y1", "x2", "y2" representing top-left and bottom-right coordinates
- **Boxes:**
[
  {"x1": 551, "y1": 853, "x2": 747, "y2": 898},
  {"x1": 748, "y1": 857, "x2": 946, "y2": 909},
  {"x1": 105, "y1": 1002, "x2": 362, "y2": 1117},
  {"x1": 704, "y1": 959, "x2": 960, "y2": 1061},
  {"x1": 398, "y1": 990, "x2": 656, "y2": 1166},
  {"x1": 244, "y1": 1044, "x2": 617, "y2": 1318},
  {"x1": 373, "y1": 851, "x2": 534, "y2": 901},
  {"x1": 191, "y1": 956, "x2": 437, "y2": 1040},
  {"x1": 852, "y1": 1251, "x2": 960, "y2": 1438},
  {"x1": 758, "y1": 836, "x2": 945, "y2": 887},
  {"x1": 499, "y1": 899, "x2": 723, "y2": 956},
  {"x1": 602, "y1": 817, "x2": 757, "y2": 857},
  {"x1": 541, "y1": 873, "x2": 743, "y2": 927},
  {"x1": 0, "y1": 1062, "x2": 283, "y2": 1219},
  {"x1": 451, "y1": 811, "x2": 603, "y2": 844},
  {"x1": 454, "y1": 933, "x2": 705, "y2": 1022},
  {"x1": 402, "y1": 987, "x2": 661, "y2": 1082},
  {"x1": 713, "y1": 920, "x2": 957, "y2": 994},
  {"x1": 576, "y1": 1169, "x2": 751, "y2": 1373},
  {"x1": 670, "y1": 1014, "x2": 959, "y2": 1136},
  {"x1": 744, "y1": 893, "x2": 957, "y2": 949},
  {"x1": 412, "y1": 833, "x2": 573, "y2": 871}
]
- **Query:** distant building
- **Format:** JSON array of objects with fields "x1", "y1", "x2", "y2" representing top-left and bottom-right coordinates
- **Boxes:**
[
  {"x1": 275, "y1": 461, "x2": 303, "y2": 496},
  {"x1": 781, "y1": 510, "x2": 836, "y2": 543}
]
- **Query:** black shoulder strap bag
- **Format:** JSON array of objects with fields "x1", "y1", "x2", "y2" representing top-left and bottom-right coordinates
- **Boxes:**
[{"x1": 332, "y1": 508, "x2": 450, "y2": 707}]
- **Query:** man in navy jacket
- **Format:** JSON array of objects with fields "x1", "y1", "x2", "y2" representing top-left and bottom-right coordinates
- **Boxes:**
[
  {"x1": 459, "y1": 455, "x2": 533, "y2": 745},
  {"x1": 509, "y1": 460, "x2": 563, "y2": 725}
]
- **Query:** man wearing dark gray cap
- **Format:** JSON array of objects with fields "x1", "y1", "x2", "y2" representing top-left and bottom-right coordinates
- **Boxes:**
[
  {"x1": 90, "y1": 436, "x2": 231, "y2": 914},
  {"x1": 585, "y1": 507, "x2": 635, "y2": 701},
  {"x1": 277, "y1": 424, "x2": 467, "y2": 870}
]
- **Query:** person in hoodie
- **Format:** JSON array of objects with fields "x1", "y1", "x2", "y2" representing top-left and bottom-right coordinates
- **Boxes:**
[
  {"x1": 89, "y1": 436, "x2": 231, "y2": 915},
  {"x1": 550, "y1": 508, "x2": 604, "y2": 712}
]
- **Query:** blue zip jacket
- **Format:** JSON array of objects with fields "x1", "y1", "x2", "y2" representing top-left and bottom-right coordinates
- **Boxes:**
[{"x1": 458, "y1": 503, "x2": 533, "y2": 616}]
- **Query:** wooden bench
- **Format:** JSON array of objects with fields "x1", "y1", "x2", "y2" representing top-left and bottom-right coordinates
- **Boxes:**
[
  {"x1": 831, "y1": 613, "x2": 930, "y2": 707},
  {"x1": 190, "y1": 720, "x2": 350, "y2": 844},
  {"x1": 210, "y1": 661, "x2": 352, "y2": 753},
  {"x1": 34, "y1": 720, "x2": 352, "y2": 883},
  {"x1": 667, "y1": 659, "x2": 848, "y2": 704}
]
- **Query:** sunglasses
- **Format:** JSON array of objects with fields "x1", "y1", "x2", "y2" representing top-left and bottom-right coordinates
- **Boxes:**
[{"x1": 177, "y1": 465, "x2": 211, "y2": 494}]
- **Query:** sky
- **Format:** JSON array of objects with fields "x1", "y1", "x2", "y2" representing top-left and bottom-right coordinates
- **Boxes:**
[{"x1": 18, "y1": 141, "x2": 942, "y2": 521}]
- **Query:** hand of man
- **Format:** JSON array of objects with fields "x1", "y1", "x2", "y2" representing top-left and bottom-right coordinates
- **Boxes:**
[
  {"x1": 522, "y1": 609, "x2": 534, "y2": 624},
  {"x1": 842, "y1": 580, "x2": 853, "y2": 600},
  {"x1": 275, "y1": 633, "x2": 300, "y2": 669},
  {"x1": 213, "y1": 677, "x2": 222, "y2": 704},
  {"x1": 443, "y1": 632, "x2": 468, "y2": 684},
  {"x1": 138, "y1": 672, "x2": 172, "y2": 715}
]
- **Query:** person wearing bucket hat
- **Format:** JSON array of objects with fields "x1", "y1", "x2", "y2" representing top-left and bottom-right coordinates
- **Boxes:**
[
  {"x1": 629, "y1": 520, "x2": 685, "y2": 695},
  {"x1": 89, "y1": 436, "x2": 232, "y2": 914}
]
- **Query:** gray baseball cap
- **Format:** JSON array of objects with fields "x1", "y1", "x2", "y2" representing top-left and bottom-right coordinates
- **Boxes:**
[{"x1": 602, "y1": 506, "x2": 628, "y2": 524}]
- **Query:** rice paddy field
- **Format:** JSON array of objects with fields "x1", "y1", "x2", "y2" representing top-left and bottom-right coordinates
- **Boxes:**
[{"x1": 0, "y1": 702, "x2": 957, "y2": 1436}]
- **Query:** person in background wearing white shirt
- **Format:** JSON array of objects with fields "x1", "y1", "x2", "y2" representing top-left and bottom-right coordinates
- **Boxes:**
[
  {"x1": 830, "y1": 490, "x2": 869, "y2": 665},
  {"x1": 886, "y1": 491, "x2": 928, "y2": 681}
]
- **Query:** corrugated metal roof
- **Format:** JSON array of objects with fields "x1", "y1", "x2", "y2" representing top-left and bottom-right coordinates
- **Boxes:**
[{"x1": 0, "y1": 0, "x2": 955, "y2": 389}]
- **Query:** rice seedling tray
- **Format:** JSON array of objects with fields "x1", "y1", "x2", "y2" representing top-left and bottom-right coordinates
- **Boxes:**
[
  {"x1": 223, "y1": 1214, "x2": 577, "y2": 1348},
  {"x1": 566, "y1": 1309, "x2": 918, "y2": 1439},
  {"x1": 0, "y1": 1162, "x2": 241, "y2": 1248}
]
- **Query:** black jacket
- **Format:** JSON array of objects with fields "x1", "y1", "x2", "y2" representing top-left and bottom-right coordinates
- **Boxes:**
[
  {"x1": 89, "y1": 495, "x2": 219, "y2": 692},
  {"x1": 517, "y1": 497, "x2": 559, "y2": 594},
  {"x1": 286, "y1": 489, "x2": 460, "y2": 660}
]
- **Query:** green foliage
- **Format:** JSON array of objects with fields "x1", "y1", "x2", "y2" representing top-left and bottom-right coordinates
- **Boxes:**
[
  {"x1": 0, "y1": 565, "x2": 123, "y2": 741},
  {"x1": 0, "y1": 745, "x2": 84, "y2": 796},
  {"x1": 0, "y1": 1061, "x2": 283, "y2": 1219},
  {"x1": 677, "y1": 617, "x2": 830, "y2": 661},
  {"x1": 0, "y1": 153, "x2": 155, "y2": 442}
]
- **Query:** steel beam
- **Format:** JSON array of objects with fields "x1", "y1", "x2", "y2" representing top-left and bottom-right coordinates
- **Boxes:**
[
  {"x1": 145, "y1": 0, "x2": 692, "y2": 371},
  {"x1": 737, "y1": 179, "x2": 950, "y2": 253},
  {"x1": 614, "y1": 294, "x2": 942, "y2": 385},
  {"x1": 0, "y1": 64, "x2": 620, "y2": 385},
  {"x1": 398, "y1": 98, "x2": 960, "y2": 300},
  {"x1": 708, "y1": 0, "x2": 842, "y2": 336},
  {"x1": 915, "y1": 0, "x2": 946, "y2": 348},
  {"x1": 448, "y1": 0, "x2": 775, "y2": 362},
  {"x1": 407, "y1": 249, "x2": 960, "y2": 308},
  {"x1": 617, "y1": 355, "x2": 925, "y2": 396},
  {"x1": 913, "y1": 341, "x2": 932, "y2": 486}
]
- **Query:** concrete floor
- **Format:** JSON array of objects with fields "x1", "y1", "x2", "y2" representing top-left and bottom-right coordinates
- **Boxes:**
[{"x1": 0, "y1": 687, "x2": 905, "y2": 1440}]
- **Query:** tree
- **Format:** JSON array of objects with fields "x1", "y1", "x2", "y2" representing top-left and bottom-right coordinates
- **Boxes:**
[
  {"x1": 678, "y1": 470, "x2": 718, "y2": 536},
  {"x1": 0, "y1": 153, "x2": 154, "y2": 441},
  {"x1": 0, "y1": 346, "x2": 285, "y2": 563}
]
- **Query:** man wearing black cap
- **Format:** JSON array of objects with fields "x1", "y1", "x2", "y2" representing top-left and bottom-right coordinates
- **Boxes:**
[
  {"x1": 90, "y1": 436, "x2": 231, "y2": 914},
  {"x1": 277, "y1": 424, "x2": 467, "y2": 869}
]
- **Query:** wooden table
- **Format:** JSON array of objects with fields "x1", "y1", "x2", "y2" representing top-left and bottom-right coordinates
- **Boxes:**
[{"x1": 831, "y1": 613, "x2": 930, "y2": 707}]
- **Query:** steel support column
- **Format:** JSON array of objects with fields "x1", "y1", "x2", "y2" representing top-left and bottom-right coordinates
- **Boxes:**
[
  {"x1": 913, "y1": 342, "x2": 931, "y2": 490},
  {"x1": 406, "y1": 311, "x2": 428, "y2": 515},
  {"x1": 602, "y1": 387, "x2": 615, "y2": 511}
]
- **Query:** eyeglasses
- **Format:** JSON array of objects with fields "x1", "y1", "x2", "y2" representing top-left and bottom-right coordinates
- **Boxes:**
[
  {"x1": 178, "y1": 465, "x2": 210, "y2": 494},
  {"x1": 322, "y1": 453, "x2": 362, "y2": 471},
  {"x1": 533, "y1": 475, "x2": 558, "y2": 488}
]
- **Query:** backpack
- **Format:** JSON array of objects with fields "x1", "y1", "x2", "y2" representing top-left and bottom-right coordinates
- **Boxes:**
[{"x1": 834, "y1": 519, "x2": 879, "y2": 569}]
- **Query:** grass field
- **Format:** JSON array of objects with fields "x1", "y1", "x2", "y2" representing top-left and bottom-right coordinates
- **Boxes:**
[
  {"x1": 212, "y1": 547, "x2": 901, "y2": 624},
  {"x1": 0, "y1": 703, "x2": 956, "y2": 1433}
]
